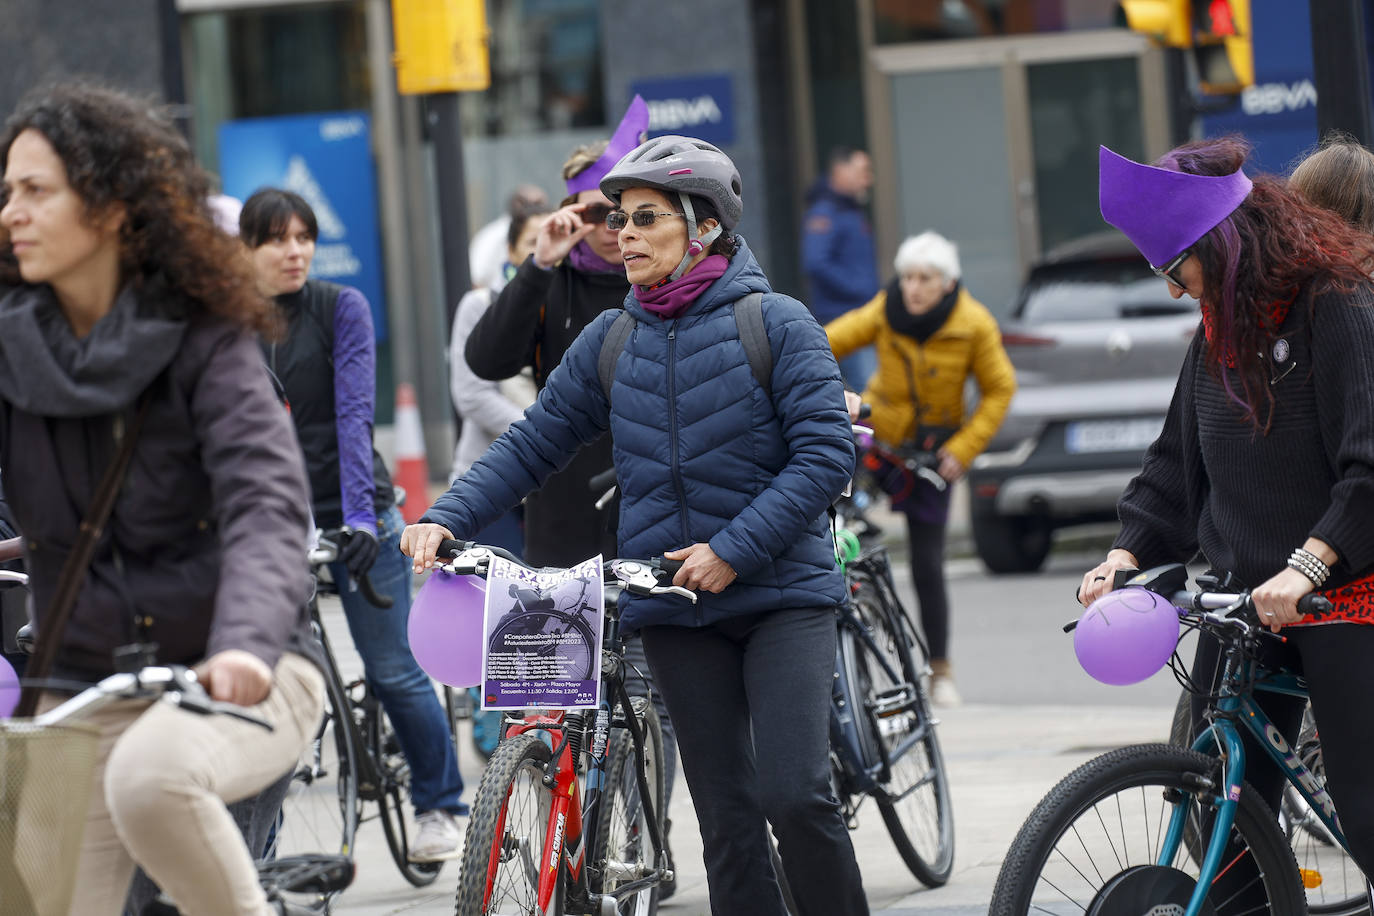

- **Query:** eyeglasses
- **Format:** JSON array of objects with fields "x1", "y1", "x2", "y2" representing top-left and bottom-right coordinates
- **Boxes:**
[
  {"x1": 605, "y1": 209, "x2": 683, "y2": 231},
  {"x1": 1150, "y1": 248, "x2": 1192, "y2": 287},
  {"x1": 581, "y1": 203, "x2": 614, "y2": 226}
]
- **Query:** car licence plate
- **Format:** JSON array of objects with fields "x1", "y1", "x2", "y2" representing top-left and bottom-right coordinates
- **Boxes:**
[{"x1": 1065, "y1": 417, "x2": 1165, "y2": 454}]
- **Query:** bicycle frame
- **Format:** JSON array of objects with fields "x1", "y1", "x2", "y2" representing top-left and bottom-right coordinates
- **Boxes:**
[
  {"x1": 485, "y1": 584, "x2": 669, "y2": 914},
  {"x1": 1163, "y1": 641, "x2": 1350, "y2": 916},
  {"x1": 830, "y1": 552, "x2": 932, "y2": 801}
]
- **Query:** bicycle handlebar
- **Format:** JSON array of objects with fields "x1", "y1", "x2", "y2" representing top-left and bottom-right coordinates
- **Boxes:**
[
  {"x1": 435, "y1": 540, "x2": 694, "y2": 603},
  {"x1": 1065, "y1": 564, "x2": 1334, "y2": 635},
  {"x1": 29, "y1": 664, "x2": 273, "y2": 731}
]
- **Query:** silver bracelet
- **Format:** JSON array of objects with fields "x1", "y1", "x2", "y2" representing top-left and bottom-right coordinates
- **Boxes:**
[{"x1": 1287, "y1": 550, "x2": 1329, "y2": 588}]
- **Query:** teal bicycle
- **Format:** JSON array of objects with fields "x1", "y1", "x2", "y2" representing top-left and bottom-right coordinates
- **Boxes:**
[{"x1": 990, "y1": 562, "x2": 1363, "y2": 916}]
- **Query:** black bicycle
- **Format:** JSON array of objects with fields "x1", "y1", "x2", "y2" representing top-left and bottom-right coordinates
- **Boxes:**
[{"x1": 272, "y1": 528, "x2": 443, "y2": 893}]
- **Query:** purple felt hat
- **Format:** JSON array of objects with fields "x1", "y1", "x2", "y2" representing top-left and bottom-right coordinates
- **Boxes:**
[
  {"x1": 1098, "y1": 146, "x2": 1252, "y2": 267},
  {"x1": 566, "y1": 95, "x2": 650, "y2": 197}
]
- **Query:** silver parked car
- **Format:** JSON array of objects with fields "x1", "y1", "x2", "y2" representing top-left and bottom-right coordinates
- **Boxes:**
[{"x1": 967, "y1": 233, "x2": 1198, "y2": 573}]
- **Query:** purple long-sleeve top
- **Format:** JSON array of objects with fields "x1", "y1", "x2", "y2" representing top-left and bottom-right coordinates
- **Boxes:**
[{"x1": 333, "y1": 287, "x2": 379, "y2": 536}]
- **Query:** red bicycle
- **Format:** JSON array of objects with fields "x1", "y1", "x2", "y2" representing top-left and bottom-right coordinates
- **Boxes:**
[{"x1": 441, "y1": 542, "x2": 691, "y2": 916}]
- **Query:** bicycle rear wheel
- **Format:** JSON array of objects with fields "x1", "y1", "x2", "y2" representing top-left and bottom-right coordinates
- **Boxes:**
[
  {"x1": 367, "y1": 697, "x2": 443, "y2": 887},
  {"x1": 989, "y1": 743, "x2": 1305, "y2": 915},
  {"x1": 272, "y1": 659, "x2": 359, "y2": 873},
  {"x1": 850, "y1": 571, "x2": 954, "y2": 887},
  {"x1": 454, "y1": 733, "x2": 562, "y2": 916},
  {"x1": 592, "y1": 696, "x2": 665, "y2": 916}
]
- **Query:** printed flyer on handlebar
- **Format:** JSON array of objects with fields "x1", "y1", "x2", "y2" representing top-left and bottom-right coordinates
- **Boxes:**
[{"x1": 480, "y1": 555, "x2": 604, "y2": 710}]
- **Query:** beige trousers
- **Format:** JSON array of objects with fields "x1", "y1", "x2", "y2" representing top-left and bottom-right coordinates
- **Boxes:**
[{"x1": 40, "y1": 651, "x2": 324, "y2": 916}]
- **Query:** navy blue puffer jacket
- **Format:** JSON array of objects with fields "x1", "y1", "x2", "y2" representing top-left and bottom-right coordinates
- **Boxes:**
[{"x1": 422, "y1": 239, "x2": 855, "y2": 631}]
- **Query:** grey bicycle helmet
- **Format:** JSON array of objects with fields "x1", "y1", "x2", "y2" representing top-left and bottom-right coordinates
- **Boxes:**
[{"x1": 601, "y1": 135, "x2": 744, "y2": 281}]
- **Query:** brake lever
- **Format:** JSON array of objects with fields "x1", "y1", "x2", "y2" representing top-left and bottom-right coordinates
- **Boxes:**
[
  {"x1": 914, "y1": 466, "x2": 948, "y2": 492},
  {"x1": 449, "y1": 546, "x2": 492, "y2": 577},
  {"x1": 609, "y1": 560, "x2": 699, "y2": 604}
]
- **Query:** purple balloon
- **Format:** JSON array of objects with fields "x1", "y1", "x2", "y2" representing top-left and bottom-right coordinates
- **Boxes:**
[
  {"x1": 0, "y1": 654, "x2": 19, "y2": 718},
  {"x1": 408, "y1": 571, "x2": 487, "y2": 688},
  {"x1": 1074, "y1": 587, "x2": 1181, "y2": 686}
]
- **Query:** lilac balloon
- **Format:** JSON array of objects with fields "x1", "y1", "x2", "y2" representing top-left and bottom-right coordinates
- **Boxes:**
[
  {"x1": 0, "y1": 654, "x2": 19, "y2": 717},
  {"x1": 1074, "y1": 587, "x2": 1181, "y2": 686},
  {"x1": 408, "y1": 571, "x2": 486, "y2": 688}
]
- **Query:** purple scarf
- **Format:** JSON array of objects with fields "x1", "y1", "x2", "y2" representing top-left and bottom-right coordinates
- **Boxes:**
[
  {"x1": 567, "y1": 241, "x2": 624, "y2": 275},
  {"x1": 636, "y1": 255, "x2": 730, "y2": 319}
]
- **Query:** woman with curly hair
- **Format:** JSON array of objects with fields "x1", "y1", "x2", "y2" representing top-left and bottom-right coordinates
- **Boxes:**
[
  {"x1": 0, "y1": 82, "x2": 323, "y2": 915},
  {"x1": 1080, "y1": 136, "x2": 1374, "y2": 906}
]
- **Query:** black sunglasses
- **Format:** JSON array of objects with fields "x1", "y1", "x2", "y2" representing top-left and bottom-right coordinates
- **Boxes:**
[
  {"x1": 606, "y1": 209, "x2": 683, "y2": 231},
  {"x1": 1150, "y1": 248, "x2": 1192, "y2": 287},
  {"x1": 581, "y1": 203, "x2": 615, "y2": 226}
]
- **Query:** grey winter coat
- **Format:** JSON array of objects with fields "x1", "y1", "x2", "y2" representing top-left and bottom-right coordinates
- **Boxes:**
[{"x1": 0, "y1": 285, "x2": 315, "y2": 678}]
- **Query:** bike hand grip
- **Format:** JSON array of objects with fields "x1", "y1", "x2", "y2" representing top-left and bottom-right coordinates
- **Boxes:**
[
  {"x1": 1297, "y1": 593, "x2": 1333, "y2": 616},
  {"x1": 857, "y1": 402, "x2": 872, "y2": 420},
  {"x1": 438, "y1": 538, "x2": 468, "y2": 559},
  {"x1": 1073, "y1": 567, "x2": 1140, "y2": 604},
  {"x1": 656, "y1": 557, "x2": 684, "y2": 578},
  {"x1": 588, "y1": 467, "x2": 617, "y2": 494},
  {"x1": 359, "y1": 573, "x2": 393, "y2": 609}
]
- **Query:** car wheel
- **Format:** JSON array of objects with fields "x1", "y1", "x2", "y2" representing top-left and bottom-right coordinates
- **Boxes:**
[{"x1": 971, "y1": 509, "x2": 1053, "y2": 574}]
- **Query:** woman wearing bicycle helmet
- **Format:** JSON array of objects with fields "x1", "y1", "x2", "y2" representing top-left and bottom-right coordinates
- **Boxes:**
[
  {"x1": 405, "y1": 135, "x2": 868, "y2": 915},
  {"x1": 1081, "y1": 136, "x2": 1374, "y2": 899},
  {"x1": 0, "y1": 82, "x2": 322, "y2": 916}
]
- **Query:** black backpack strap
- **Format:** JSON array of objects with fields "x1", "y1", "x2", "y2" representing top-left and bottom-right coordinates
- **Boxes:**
[
  {"x1": 733, "y1": 292, "x2": 772, "y2": 399},
  {"x1": 598, "y1": 310, "x2": 637, "y2": 400}
]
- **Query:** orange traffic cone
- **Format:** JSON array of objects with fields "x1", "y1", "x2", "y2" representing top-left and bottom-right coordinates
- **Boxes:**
[{"x1": 392, "y1": 382, "x2": 429, "y2": 523}]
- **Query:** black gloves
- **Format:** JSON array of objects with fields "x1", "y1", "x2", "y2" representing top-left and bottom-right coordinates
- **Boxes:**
[{"x1": 340, "y1": 527, "x2": 380, "y2": 580}]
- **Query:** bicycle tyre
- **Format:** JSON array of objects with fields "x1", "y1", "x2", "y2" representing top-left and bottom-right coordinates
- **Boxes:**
[
  {"x1": 592, "y1": 696, "x2": 665, "y2": 916},
  {"x1": 273, "y1": 651, "x2": 360, "y2": 874},
  {"x1": 489, "y1": 611, "x2": 597, "y2": 682},
  {"x1": 454, "y1": 733, "x2": 563, "y2": 916},
  {"x1": 1167, "y1": 690, "x2": 1369, "y2": 915},
  {"x1": 368, "y1": 700, "x2": 443, "y2": 887},
  {"x1": 989, "y1": 743, "x2": 1306, "y2": 916},
  {"x1": 849, "y1": 573, "x2": 955, "y2": 888}
]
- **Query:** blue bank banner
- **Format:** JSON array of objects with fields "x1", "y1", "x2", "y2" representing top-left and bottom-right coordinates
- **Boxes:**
[
  {"x1": 630, "y1": 73, "x2": 735, "y2": 146},
  {"x1": 217, "y1": 112, "x2": 389, "y2": 340}
]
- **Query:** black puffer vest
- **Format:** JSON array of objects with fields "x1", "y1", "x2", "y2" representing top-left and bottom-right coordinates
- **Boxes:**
[{"x1": 264, "y1": 280, "x2": 394, "y2": 528}]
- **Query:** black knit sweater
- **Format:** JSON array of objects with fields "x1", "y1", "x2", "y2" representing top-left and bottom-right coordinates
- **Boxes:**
[{"x1": 1115, "y1": 283, "x2": 1374, "y2": 591}]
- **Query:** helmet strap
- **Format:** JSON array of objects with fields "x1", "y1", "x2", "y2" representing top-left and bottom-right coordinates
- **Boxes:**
[{"x1": 669, "y1": 191, "x2": 722, "y2": 282}]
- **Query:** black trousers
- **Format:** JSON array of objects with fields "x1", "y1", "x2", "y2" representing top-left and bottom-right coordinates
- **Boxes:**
[
  {"x1": 1188, "y1": 623, "x2": 1374, "y2": 892},
  {"x1": 640, "y1": 608, "x2": 868, "y2": 916}
]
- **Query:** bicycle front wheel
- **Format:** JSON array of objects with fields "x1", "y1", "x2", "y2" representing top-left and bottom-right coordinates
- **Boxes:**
[
  {"x1": 593, "y1": 696, "x2": 666, "y2": 916},
  {"x1": 368, "y1": 699, "x2": 443, "y2": 887},
  {"x1": 273, "y1": 659, "x2": 359, "y2": 870},
  {"x1": 989, "y1": 743, "x2": 1306, "y2": 916},
  {"x1": 850, "y1": 574, "x2": 954, "y2": 887},
  {"x1": 455, "y1": 733, "x2": 562, "y2": 916}
]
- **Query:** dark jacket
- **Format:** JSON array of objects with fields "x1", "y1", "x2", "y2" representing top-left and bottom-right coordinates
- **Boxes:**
[
  {"x1": 0, "y1": 285, "x2": 315, "y2": 679},
  {"x1": 428, "y1": 239, "x2": 854, "y2": 632},
  {"x1": 263, "y1": 279, "x2": 394, "y2": 530},
  {"x1": 0, "y1": 473, "x2": 15, "y2": 541},
  {"x1": 463, "y1": 255, "x2": 627, "y2": 566},
  {"x1": 1116, "y1": 284, "x2": 1374, "y2": 593},
  {"x1": 801, "y1": 182, "x2": 879, "y2": 323}
]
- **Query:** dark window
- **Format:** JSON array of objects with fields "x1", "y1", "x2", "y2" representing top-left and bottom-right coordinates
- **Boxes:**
[{"x1": 1016, "y1": 261, "x2": 1196, "y2": 322}]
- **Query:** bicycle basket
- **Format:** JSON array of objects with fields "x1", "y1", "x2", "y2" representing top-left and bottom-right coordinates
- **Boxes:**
[{"x1": 0, "y1": 720, "x2": 99, "y2": 916}]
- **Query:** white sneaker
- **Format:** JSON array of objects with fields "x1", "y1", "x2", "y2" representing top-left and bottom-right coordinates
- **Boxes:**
[
  {"x1": 930, "y1": 675, "x2": 963, "y2": 708},
  {"x1": 409, "y1": 809, "x2": 463, "y2": 862}
]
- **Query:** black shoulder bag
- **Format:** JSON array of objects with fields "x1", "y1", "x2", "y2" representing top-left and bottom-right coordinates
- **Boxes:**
[{"x1": 15, "y1": 395, "x2": 154, "y2": 717}]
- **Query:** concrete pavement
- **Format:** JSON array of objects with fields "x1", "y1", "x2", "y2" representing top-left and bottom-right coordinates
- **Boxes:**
[{"x1": 324, "y1": 656, "x2": 1175, "y2": 914}]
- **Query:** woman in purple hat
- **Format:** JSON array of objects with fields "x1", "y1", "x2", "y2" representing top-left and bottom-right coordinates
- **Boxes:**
[{"x1": 1080, "y1": 135, "x2": 1374, "y2": 899}]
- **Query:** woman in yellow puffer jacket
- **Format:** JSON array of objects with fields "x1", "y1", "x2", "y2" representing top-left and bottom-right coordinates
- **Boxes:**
[{"x1": 826, "y1": 230, "x2": 1015, "y2": 705}]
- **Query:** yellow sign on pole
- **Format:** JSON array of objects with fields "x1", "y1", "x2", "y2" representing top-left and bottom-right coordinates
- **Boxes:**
[{"x1": 391, "y1": 0, "x2": 490, "y2": 95}]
